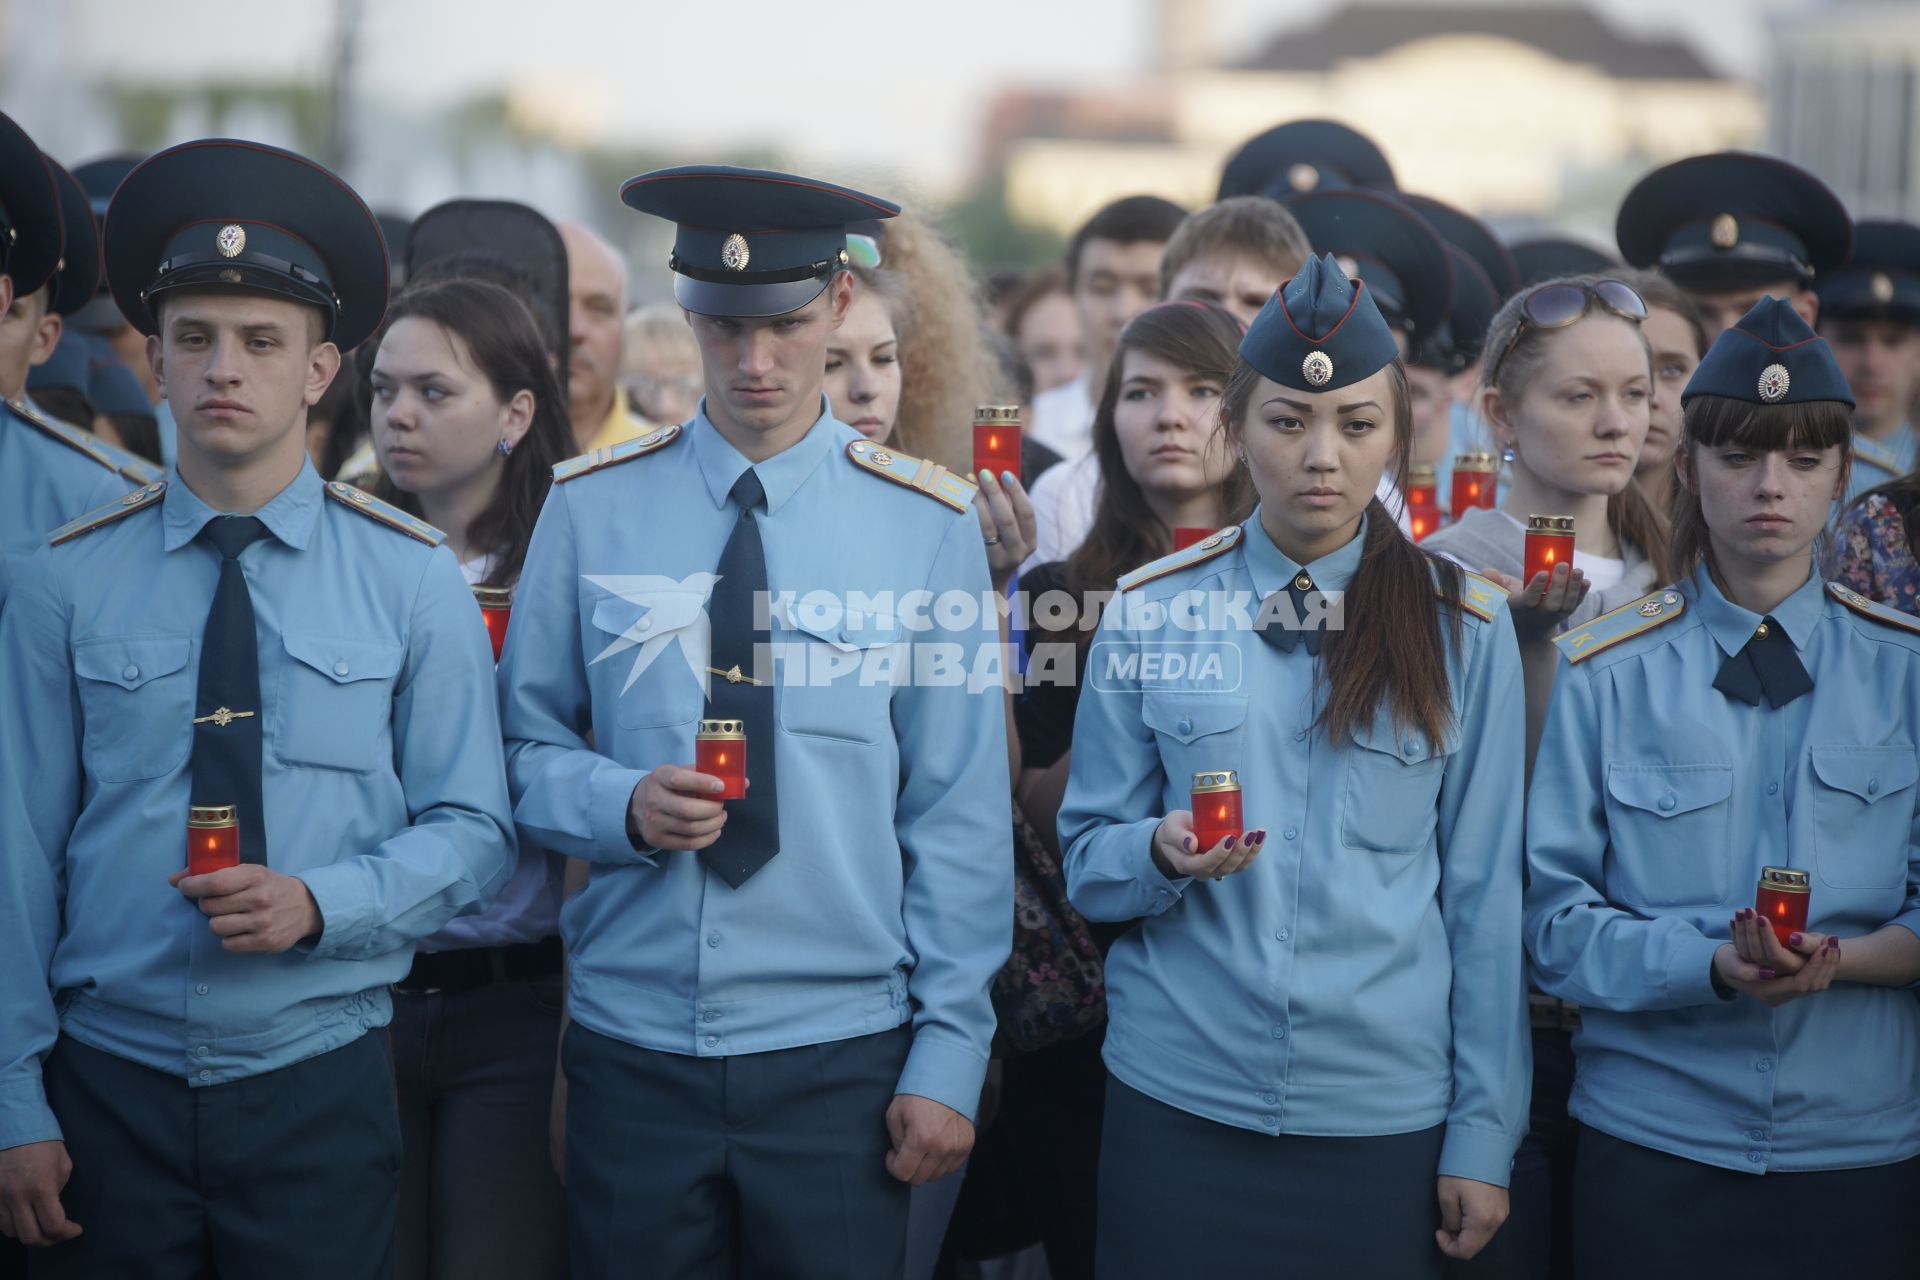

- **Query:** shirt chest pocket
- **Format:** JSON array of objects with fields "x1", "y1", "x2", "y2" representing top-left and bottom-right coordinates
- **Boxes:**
[
  {"x1": 273, "y1": 634, "x2": 405, "y2": 773},
  {"x1": 1602, "y1": 764, "x2": 1734, "y2": 907},
  {"x1": 589, "y1": 596, "x2": 702, "y2": 730},
  {"x1": 1341, "y1": 718, "x2": 1449, "y2": 854},
  {"x1": 1809, "y1": 745, "x2": 1918, "y2": 891},
  {"x1": 1142, "y1": 693, "x2": 1248, "y2": 791},
  {"x1": 778, "y1": 614, "x2": 905, "y2": 745},
  {"x1": 72, "y1": 636, "x2": 195, "y2": 784}
]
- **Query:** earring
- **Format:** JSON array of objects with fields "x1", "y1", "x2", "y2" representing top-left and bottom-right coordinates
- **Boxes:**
[
  {"x1": 497, "y1": 439, "x2": 514, "y2": 458},
  {"x1": 1500, "y1": 445, "x2": 1515, "y2": 465}
]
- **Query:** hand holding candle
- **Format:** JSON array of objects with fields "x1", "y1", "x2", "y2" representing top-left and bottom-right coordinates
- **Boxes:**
[
  {"x1": 972, "y1": 405, "x2": 1022, "y2": 480},
  {"x1": 1523, "y1": 515, "x2": 1575, "y2": 582},
  {"x1": 187, "y1": 805, "x2": 240, "y2": 876},
  {"x1": 1190, "y1": 771, "x2": 1244, "y2": 852},
  {"x1": 1755, "y1": 867, "x2": 1811, "y2": 946},
  {"x1": 696, "y1": 720, "x2": 748, "y2": 800}
]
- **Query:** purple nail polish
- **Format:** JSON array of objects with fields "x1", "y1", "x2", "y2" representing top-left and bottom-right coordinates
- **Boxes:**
[
  {"x1": 1788, "y1": 932, "x2": 1803, "y2": 948},
  {"x1": 1223, "y1": 836, "x2": 1237, "y2": 851},
  {"x1": 1183, "y1": 836, "x2": 1194, "y2": 852},
  {"x1": 1758, "y1": 968, "x2": 1776, "y2": 981}
]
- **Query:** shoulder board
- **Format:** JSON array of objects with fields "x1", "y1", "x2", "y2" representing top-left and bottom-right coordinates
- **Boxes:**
[
  {"x1": 1850, "y1": 433, "x2": 1906, "y2": 479},
  {"x1": 1827, "y1": 581, "x2": 1920, "y2": 637},
  {"x1": 12, "y1": 401, "x2": 124, "y2": 477},
  {"x1": 324, "y1": 482, "x2": 446, "y2": 546},
  {"x1": 845, "y1": 439, "x2": 976, "y2": 513},
  {"x1": 553, "y1": 423, "x2": 683, "y2": 483},
  {"x1": 1443, "y1": 567, "x2": 1504, "y2": 622},
  {"x1": 103, "y1": 445, "x2": 164, "y2": 486},
  {"x1": 49, "y1": 481, "x2": 168, "y2": 546},
  {"x1": 1554, "y1": 589, "x2": 1686, "y2": 664},
  {"x1": 1117, "y1": 526, "x2": 1242, "y2": 593}
]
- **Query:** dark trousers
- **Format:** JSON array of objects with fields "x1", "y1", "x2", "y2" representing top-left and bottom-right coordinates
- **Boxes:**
[
  {"x1": 30, "y1": 1031, "x2": 399, "y2": 1280},
  {"x1": 563, "y1": 1022, "x2": 912, "y2": 1280},
  {"x1": 997, "y1": 1028, "x2": 1106, "y2": 1280},
  {"x1": 391, "y1": 973, "x2": 567, "y2": 1280},
  {"x1": 1447, "y1": 1026, "x2": 1577, "y2": 1279},
  {"x1": 1573, "y1": 1128, "x2": 1920, "y2": 1276},
  {"x1": 1097, "y1": 1075, "x2": 1445, "y2": 1278}
]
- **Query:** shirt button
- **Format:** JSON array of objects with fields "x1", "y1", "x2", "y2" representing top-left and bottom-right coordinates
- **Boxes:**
[
  {"x1": 1766, "y1": 782, "x2": 1779, "y2": 796},
  {"x1": 1756, "y1": 1060, "x2": 1772, "y2": 1073},
  {"x1": 1275, "y1": 928, "x2": 1290, "y2": 942},
  {"x1": 1293, "y1": 731, "x2": 1307, "y2": 742},
  {"x1": 1868, "y1": 777, "x2": 1881, "y2": 795},
  {"x1": 122, "y1": 664, "x2": 139, "y2": 681},
  {"x1": 1271, "y1": 1026, "x2": 1287, "y2": 1039},
  {"x1": 706, "y1": 932, "x2": 721, "y2": 948},
  {"x1": 704, "y1": 1035, "x2": 719, "y2": 1048},
  {"x1": 195, "y1": 984, "x2": 209, "y2": 996},
  {"x1": 1262, "y1": 1113, "x2": 1279, "y2": 1128},
  {"x1": 1177, "y1": 718, "x2": 1192, "y2": 736},
  {"x1": 198, "y1": 1069, "x2": 212, "y2": 1082},
  {"x1": 1283, "y1": 827, "x2": 1297, "y2": 841},
  {"x1": 1748, "y1": 1152, "x2": 1763, "y2": 1164},
  {"x1": 702, "y1": 1011, "x2": 718, "y2": 1023},
  {"x1": 333, "y1": 661, "x2": 350, "y2": 677},
  {"x1": 1749, "y1": 1129, "x2": 1765, "y2": 1141},
  {"x1": 1658, "y1": 793, "x2": 1677, "y2": 811},
  {"x1": 636, "y1": 618, "x2": 651, "y2": 632},
  {"x1": 1262, "y1": 1092, "x2": 1277, "y2": 1105},
  {"x1": 195, "y1": 1045, "x2": 210, "y2": 1057}
]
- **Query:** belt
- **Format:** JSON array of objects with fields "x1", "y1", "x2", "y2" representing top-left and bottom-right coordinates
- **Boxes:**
[
  {"x1": 1529, "y1": 993, "x2": 1581, "y2": 1033},
  {"x1": 393, "y1": 935, "x2": 563, "y2": 995}
]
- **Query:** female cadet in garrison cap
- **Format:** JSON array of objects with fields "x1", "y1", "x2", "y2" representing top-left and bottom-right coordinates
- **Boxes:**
[
  {"x1": 1060, "y1": 254, "x2": 1528, "y2": 1276},
  {"x1": 1525, "y1": 296, "x2": 1920, "y2": 1275}
]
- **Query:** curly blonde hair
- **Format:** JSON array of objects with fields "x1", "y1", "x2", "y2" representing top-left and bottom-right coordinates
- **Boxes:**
[{"x1": 856, "y1": 212, "x2": 1008, "y2": 475}]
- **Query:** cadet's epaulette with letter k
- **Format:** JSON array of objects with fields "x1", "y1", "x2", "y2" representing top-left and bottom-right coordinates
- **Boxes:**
[
  {"x1": 1447, "y1": 568, "x2": 1503, "y2": 622},
  {"x1": 1117, "y1": 526, "x2": 1241, "y2": 593},
  {"x1": 325, "y1": 481, "x2": 446, "y2": 545},
  {"x1": 553, "y1": 423, "x2": 683, "y2": 483},
  {"x1": 1555, "y1": 589, "x2": 1686, "y2": 664},
  {"x1": 50, "y1": 480, "x2": 168, "y2": 546},
  {"x1": 845, "y1": 439, "x2": 977, "y2": 512}
]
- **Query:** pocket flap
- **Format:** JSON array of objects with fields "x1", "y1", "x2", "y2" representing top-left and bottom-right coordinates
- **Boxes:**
[
  {"x1": 1810, "y1": 745, "x2": 1919, "y2": 804},
  {"x1": 1351, "y1": 713, "x2": 1451, "y2": 764},
  {"x1": 282, "y1": 634, "x2": 404, "y2": 684},
  {"x1": 787, "y1": 611, "x2": 907, "y2": 652},
  {"x1": 1142, "y1": 693, "x2": 1248, "y2": 743},
  {"x1": 1607, "y1": 764, "x2": 1733, "y2": 817},
  {"x1": 73, "y1": 636, "x2": 192, "y2": 690},
  {"x1": 589, "y1": 595, "x2": 654, "y2": 639}
]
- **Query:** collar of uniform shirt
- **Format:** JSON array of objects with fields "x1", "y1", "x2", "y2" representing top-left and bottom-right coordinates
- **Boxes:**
[
  {"x1": 1686, "y1": 559, "x2": 1826, "y2": 658},
  {"x1": 161, "y1": 456, "x2": 321, "y2": 552},
  {"x1": 690, "y1": 394, "x2": 838, "y2": 515},
  {"x1": 1238, "y1": 507, "x2": 1369, "y2": 603}
]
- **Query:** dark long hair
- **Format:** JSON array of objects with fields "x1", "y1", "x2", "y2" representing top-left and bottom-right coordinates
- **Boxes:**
[
  {"x1": 1222, "y1": 356, "x2": 1464, "y2": 748},
  {"x1": 369, "y1": 278, "x2": 573, "y2": 588},
  {"x1": 1062, "y1": 301, "x2": 1255, "y2": 630},
  {"x1": 1672, "y1": 394, "x2": 1852, "y2": 587}
]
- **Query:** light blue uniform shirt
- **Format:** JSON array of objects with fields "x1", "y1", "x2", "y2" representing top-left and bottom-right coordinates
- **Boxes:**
[
  {"x1": 1525, "y1": 563, "x2": 1920, "y2": 1174},
  {"x1": 0, "y1": 461, "x2": 516, "y2": 1151},
  {"x1": 1844, "y1": 422, "x2": 1916, "y2": 509},
  {"x1": 0, "y1": 401, "x2": 132, "y2": 609},
  {"x1": 1059, "y1": 513, "x2": 1530, "y2": 1186},
  {"x1": 498, "y1": 404, "x2": 1012, "y2": 1120}
]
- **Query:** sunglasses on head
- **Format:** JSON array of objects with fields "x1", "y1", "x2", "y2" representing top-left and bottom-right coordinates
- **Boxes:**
[
  {"x1": 845, "y1": 233, "x2": 882, "y2": 269},
  {"x1": 1488, "y1": 279, "x2": 1648, "y2": 386}
]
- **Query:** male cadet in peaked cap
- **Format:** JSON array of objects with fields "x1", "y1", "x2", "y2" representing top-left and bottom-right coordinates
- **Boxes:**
[
  {"x1": 0, "y1": 112, "x2": 142, "y2": 613},
  {"x1": 0, "y1": 139, "x2": 515, "y2": 1275},
  {"x1": 1617, "y1": 151, "x2": 1853, "y2": 340},
  {"x1": 1217, "y1": 118, "x2": 1398, "y2": 202},
  {"x1": 498, "y1": 165, "x2": 1013, "y2": 1279},
  {"x1": 1816, "y1": 219, "x2": 1920, "y2": 505}
]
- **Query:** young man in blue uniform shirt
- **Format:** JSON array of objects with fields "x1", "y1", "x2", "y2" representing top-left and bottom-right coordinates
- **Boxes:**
[
  {"x1": 1817, "y1": 219, "x2": 1920, "y2": 504},
  {"x1": 498, "y1": 165, "x2": 1012, "y2": 1278},
  {"x1": 0, "y1": 139, "x2": 515, "y2": 1276}
]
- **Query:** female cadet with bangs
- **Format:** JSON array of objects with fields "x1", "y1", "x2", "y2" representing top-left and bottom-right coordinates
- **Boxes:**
[
  {"x1": 1525, "y1": 297, "x2": 1920, "y2": 1275},
  {"x1": 1061, "y1": 255, "x2": 1527, "y2": 1276},
  {"x1": 365, "y1": 276, "x2": 577, "y2": 1280}
]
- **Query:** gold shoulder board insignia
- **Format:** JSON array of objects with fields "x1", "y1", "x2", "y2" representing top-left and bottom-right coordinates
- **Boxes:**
[
  {"x1": 1555, "y1": 590, "x2": 1686, "y2": 663},
  {"x1": 1827, "y1": 581, "x2": 1920, "y2": 637},
  {"x1": 325, "y1": 481, "x2": 446, "y2": 546},
  {"x1": 49, "y1": 481, "x2": 168, "y2": 546},
  {"x1": 552, "y1": 423, "x2": 683, "y2": 483},
  {"x1": 1117, "y1": 526, "x2": 1242, "y2": 593},
  {"x1": 1850, "y1": 433, "x2": 1904, "y2": 479},
  {"x1": 1443, "y1": 568, "x2": 1503, "y2": 622},
  {"x1": 845, "y1": 439, "x2": 977, "y2": 513},
  {"x1": 12, "y1": 400, "x2": 124, "y2": 476}
]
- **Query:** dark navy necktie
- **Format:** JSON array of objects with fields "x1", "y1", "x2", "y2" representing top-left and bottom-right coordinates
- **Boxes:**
[
  {"x1": 1256, "y1": 571, "x2": 1327, "y2": 656},
  {"x1": 1713, "y1": 615, "x2": 1813, "y2": 709},
  {"x1": 189, "y1": 516, "x2": 271, "y2": 865},
  {"x1": 702, "y1": 470, "x2": 780, "y2": 887}
]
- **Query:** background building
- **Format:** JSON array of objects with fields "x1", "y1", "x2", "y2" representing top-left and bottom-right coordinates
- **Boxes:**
[{"x1": 1769, "y1": 0, "x2": 1920, "y2": 222}]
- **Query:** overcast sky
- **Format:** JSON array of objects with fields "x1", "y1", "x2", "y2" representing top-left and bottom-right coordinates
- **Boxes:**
[{"x1": 11, "y1": 0, "x2": 1818, "y2": 194}]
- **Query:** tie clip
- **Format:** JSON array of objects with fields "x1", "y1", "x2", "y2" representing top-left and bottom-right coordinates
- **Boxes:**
[
  {"x1": 193, "y1": 706, "x2": 256, "y2": 727},
  {"x1": 707, "y1": 664, "x2": 763, "y2": 686}
]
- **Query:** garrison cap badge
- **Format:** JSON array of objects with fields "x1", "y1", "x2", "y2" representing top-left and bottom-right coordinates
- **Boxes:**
[
  {"x1": 1684, "y1": 294, "x2": 1851, "y2": 408},
  {"x1": 1757, "y1": 364, "x2": 1790, "y2": 404},
  {"x1": 1302, "y1": 351, "x2": 1333, "y2": 387}
]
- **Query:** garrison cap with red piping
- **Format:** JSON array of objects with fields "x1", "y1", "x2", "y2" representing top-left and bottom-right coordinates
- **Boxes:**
[{"x1": 1240, "y1": 252, "x2": 1400, "y2": 394}]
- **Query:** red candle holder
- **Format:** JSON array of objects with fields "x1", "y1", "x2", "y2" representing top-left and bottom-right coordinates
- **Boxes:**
[
  {"x1": 696, "y1": 719, "x2": 747, "y2": 800},
  {"x1": 1408, "y1": 464, "x2": 1441, "y2": 542},
  {"x1": 187, "y1": 804, "x2": 240, "y2": 876},
  {"x1": 1450, "y1": 451, "x2": 1498, "y2": 520},
  {"x1": 973, "y1": 405, "x2": 1023, "y2": 480},
  {"x1": 1190, "y1": 770, "x2": 1243, "y2": 853},
  {"x1": 1523, "y1": 515, "x2": 1575, "y2": 582},
  {"x1": 473, "y1": 586, "x2": 512, "y2": 662},
  {"x1": 1172, "y1": 526, "x2": 1216, "y2": 552},
  {"x1": 1756, "y1": 866, "x2": 1810, "y2": 946}
]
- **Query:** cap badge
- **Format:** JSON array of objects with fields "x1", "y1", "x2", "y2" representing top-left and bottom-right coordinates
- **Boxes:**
[
  {"x1": 1871, "y1": 272, "x2": 1895, "y2": 304},
  {"x1": 1302, "y1": 351, "x2": 1334, "y2": 387},
  {"x1": 1710, "y1": 214, "x2": 1739, "y2": 250},
  {"x1": 1287, "y1": 163, "x2": 1320, "y2": 193},
  {"x1": 1757, "y1": 363, "x2": 1791, "y2": 404},
  {"x1": 216, "y1": 224, "x2": 247, "y2": 259},
  {"x1": 721, "y1": 233, "x2": 751, "y2": 272}
]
